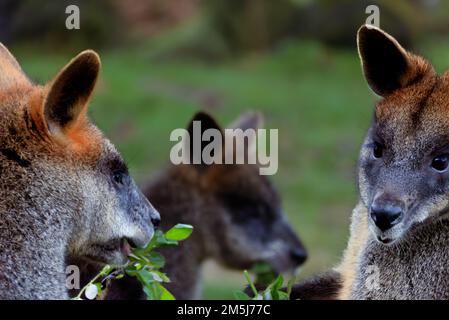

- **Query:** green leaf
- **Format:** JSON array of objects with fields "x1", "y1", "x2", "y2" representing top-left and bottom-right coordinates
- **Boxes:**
[
  {"x1": 165, "y1": 224, "x2": 193, "y2": 241},
  {"x1": 278, "y1": 291, "x2": 290, "y2": 300},
  {"x1": 145, "y1": 230, "x2": 178, "y2": 249},
  {"x1": 270, "y1": 275, "x2": 284, "y2": 292},
  {"x1": 125, "y1": 265, "x2": 139, "y2": 277},
  {"x1": 152, "y1": 270, "x2": 170, "y2": 283},
  {"x1": 137, "y1": 269, "x2": 156, "y2": 287},
  {"x1": 131, "y1": 248, "x2": 146, "y2": 256},
  {"x1": 144, "y1": 282, "x2": 165, "y2": 300},
  {"x1": 267, "y1": 274, "x2": 284, "y2": 300},
  {"x1": 144, "y1": 230, "x2": 164, "y2": 251},
  {"x1": 160, "y1": 285, "x2": 176, "y2": 300},
  {"x1": 143, "y1": 285, "x2": 155, "y2": 300},
  {"x1": 148, "y1": 252, "x2": 165, "y2": 268},
  {"x1": 150, "y1": 271, "x2": 163, "y2": 282},
  {"x1": 94, "y1": 282, "x2": 103, "y2": 298},
  {"x1": 233, "y1": 291, "x2": 251, "y2": 300},
  {"x1": 99, "y1": 265, "x2": 112, "y2": 277}
]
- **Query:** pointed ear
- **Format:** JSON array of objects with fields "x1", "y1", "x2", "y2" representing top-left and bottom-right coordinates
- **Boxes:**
[
  {"x1": 0, "y1": 43, "x2": 30, "y2": 89},
  {"x1": 0, "y1": 43, "x2": 22, "y2": 70},
  {"x1": 186, "y1": 111, "x2": 223, "y2": 167},
  {"x1": 43, "y1": 50, "x2": 100, "y2": 135},
  {"x1": 228, "y1": 112, "x2": 263, "y2": 152},
  {"x1": 229, "y1": 112, "x2": 264, "y2": 131},
  {"x1": 357, "y1": 25, "x2": 432, "y2": 97}
]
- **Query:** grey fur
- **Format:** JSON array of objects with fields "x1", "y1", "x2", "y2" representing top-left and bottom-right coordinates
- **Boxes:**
[
  {"x1": 0, "y1": 47, "x2": 159, "y2": 299},
  {"x1": 292, "y1": 25, "x2": 449, "y2": 300},
  {"x1": 69, "y1": 112, "x2": 306, "y2": 300},
  {"x1": 353, "y1": 218, "x2": 449, "y2": 299}
]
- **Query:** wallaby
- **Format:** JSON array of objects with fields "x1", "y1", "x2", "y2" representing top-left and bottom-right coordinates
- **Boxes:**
[
  {"x1": 292, "y1": 24, "x2": 449, "y2": 300},
  {"x1": 0, "y1": 44, "x2": 160, "y2": 299},
  {"x1": 72, "y1": 111, "x2": 307, "y2": 300}
]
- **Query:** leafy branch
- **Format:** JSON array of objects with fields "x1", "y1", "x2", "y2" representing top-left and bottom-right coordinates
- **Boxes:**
[
  {"x1": 74, "y1": 223, "x2": 193, "y2": 300},
  {"x1": 234, "y1": 264, "x2": 300, "y2": 300}
]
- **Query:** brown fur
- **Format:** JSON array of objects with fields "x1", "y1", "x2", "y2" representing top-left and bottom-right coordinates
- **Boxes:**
[
  {"x1": 294, "y1": 25, "x2": 449, "y2": 300},
  {"x1": 0, "y1": 45, "x2": 158, "y2": 299},
  {"x1": 335, "y1": 202, "x2": 369, "y2": 299},
  {"x1": 71, "y1": 112, "x2": 306, "y2": 300}
]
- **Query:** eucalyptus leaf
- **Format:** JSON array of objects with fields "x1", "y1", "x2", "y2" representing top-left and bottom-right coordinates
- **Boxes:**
[
  {"x1": 234, "y1": 291, "x2": 251, "y2": 300},
  {"x1": 165, "y1": 224, "x2": 193, "y2": 241},
  {"x1": 74, "y1": 223, "x2": 193, "y2": 300},
  {"x1": 159, "y1": 284, "x2": 176, "y2": 300},
  {"x1": 148, "y1": 252, "x2": 165, "y2": 268}
]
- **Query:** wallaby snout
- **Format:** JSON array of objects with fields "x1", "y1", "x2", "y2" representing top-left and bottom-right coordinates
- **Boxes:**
[
  {"x1": 367, "y1": 193, "x2": 406, "y2": 244},
  {"x1": 290, "y1": 248, "x2": 307, "y2": 266},
  {"x1": 370, "y1": 197, "x2": 404, "y2": 232},
  {"x1": 127, "y1": 183, "x2": 161, "y2": 248},
  {"x1": 289, "y1": 244, "x2": 308, "y2": 266},
  {"x1": 281, "y1": 221, "x2": 308, "y2": 267}
]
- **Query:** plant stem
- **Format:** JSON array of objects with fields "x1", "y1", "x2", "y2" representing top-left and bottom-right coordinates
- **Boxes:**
[
  {"x1": 73, "y1": 265, "x2": 112, "y2": 300},
  {"x1": 244, "y1": 270, "x2": 258, "y2": 297}
]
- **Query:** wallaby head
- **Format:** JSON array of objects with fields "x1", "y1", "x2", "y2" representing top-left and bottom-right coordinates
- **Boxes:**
[
  {"x1": 356, "y1": 25, "x2": 449, "y2": 245},
  {"x1": 0, "y1": 45, "x2": 159, "y2": 298},
  {"x1": 163, "y1": 112, "x2": 307, "y2": 272}
]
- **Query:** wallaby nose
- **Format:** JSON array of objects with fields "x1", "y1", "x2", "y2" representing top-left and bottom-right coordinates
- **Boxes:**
[
  {"x1": 290, "y1": 248, "x2": 307, "y2": 266},
  {"x1": 151, "y1": 216, "x2": 160, "y2": 229},
  {"x1": 370, "y1": 202, "x2": 403, "y2": 232}
]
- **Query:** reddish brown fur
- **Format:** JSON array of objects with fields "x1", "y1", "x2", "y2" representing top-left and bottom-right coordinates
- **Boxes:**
[
  {"x1": 0, "y1": 45, "x2": 160, "y2": 299},
  {"x1": 0, "y1": 80, "x2": 104, "y2": 170}
]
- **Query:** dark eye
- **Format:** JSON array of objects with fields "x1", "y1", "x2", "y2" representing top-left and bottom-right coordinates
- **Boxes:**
[
  {"x1": 373, "y1": 142, "x2": 383, "y2": 159},
  {"x1": 431, "y1": 154, "x2": 449, "y2": 172},
  {"x1": 112, "y1": 171, "x2": 125, "y2": 185}
]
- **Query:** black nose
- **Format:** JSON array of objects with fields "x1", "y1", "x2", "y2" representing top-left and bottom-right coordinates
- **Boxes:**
[
  {"x1": 370, "y1": 203, "x2": 402, "y2": 232},
  {"x1": 151, "y1": 216, "x2": 160, "y2": 229},
  {"x1": 290, "y1": 248, "x2": 307, "y2": 265}
]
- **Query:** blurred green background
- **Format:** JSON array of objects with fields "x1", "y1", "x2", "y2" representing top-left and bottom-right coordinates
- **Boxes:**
[{"x1": 3, "y1": 0, "x2": 449, "y2": 299}]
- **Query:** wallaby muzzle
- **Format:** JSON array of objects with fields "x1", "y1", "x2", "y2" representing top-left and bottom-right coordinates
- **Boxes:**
[{"x1": 370, "y1": 196, "x2": 404, "y2": 232}]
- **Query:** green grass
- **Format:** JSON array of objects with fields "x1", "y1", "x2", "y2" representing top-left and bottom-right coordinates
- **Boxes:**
[{"x1": 13, "y1": 37, "x2": 449, "y2": 299}]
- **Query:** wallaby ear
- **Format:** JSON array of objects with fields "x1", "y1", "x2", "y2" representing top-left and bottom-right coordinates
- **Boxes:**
[
  {"x1": 187, "y1": 112, "x2": 222, "y2": 135},
  {"x1": 228, "y1": 112, "x2": 263, "y2": 152},
  {"x1": 0, "y1": 43, "x2": 22, "y2": 70},
  {"x1": 229, "y1": 112, "x2": 264, "y2": 131},
  {"x1": 43, "y1": 50, "x2": 100, "y2": 135},
  {"x1": 186, "y1": 111, "x2": 223, "y2": 167},
  {"x1": 0, "y1": 43, "x2": 30, "y2": 89},
  {"x1": 357, "y1": 25, "x2": 431, "y2": 97}
]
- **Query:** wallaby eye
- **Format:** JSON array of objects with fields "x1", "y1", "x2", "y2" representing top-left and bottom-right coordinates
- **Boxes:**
[
  {"x1": 112, "y1": 171, "x2": 125, "y2": 185},
  {"x1": 431, "y1": 154, "x2": 449, "y2": 172},
  {"x1": 372, "y1": 142, "x2": 383, "y2": 159}
]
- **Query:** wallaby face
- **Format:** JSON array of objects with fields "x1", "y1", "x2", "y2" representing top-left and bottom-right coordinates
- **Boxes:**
[
  {"x1": 0, "y1": 44, "x2": 159, "y2": 297},
  {"x1": 71, "y1": 112, "x2": 305, "y2": 300},
  {"x1": 183, "y1": 113, "x2": 307, "y2": 272},
  {"x1": 356, "y1": 25, "x2": 449, "y2": 245},
  {"x1": 68, "y1": 140, "x2": 159, "y2": 265},
  {"x1": 205, "y1": 165, "x2": 307, "y2": 272},
  {"x1": 288, "y1": 26, "x2": 449, "y2": 300}
]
